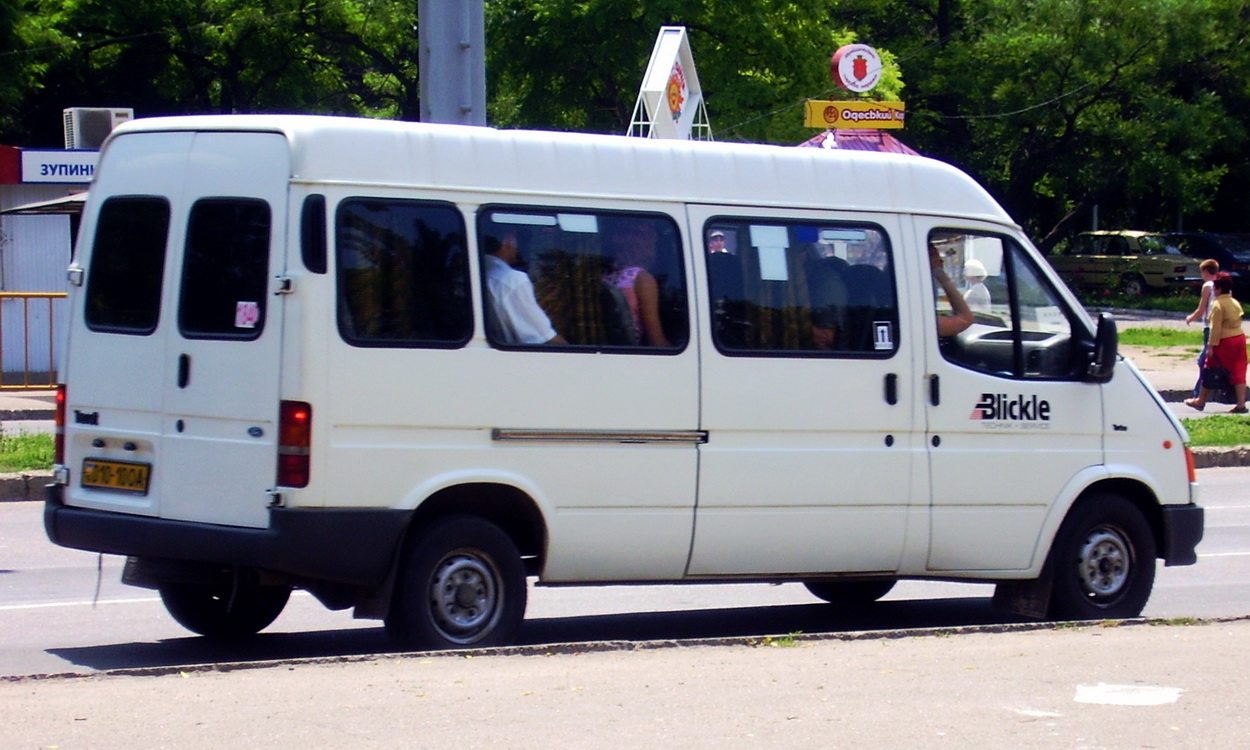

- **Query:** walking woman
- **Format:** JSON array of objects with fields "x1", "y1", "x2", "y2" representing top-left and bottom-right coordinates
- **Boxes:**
[
  {"x1": 1186, "y1": 271, "x2": 1247, "y2": 413},
  {"x1": 1185, "y1": 259, "x2": 1220, "y2": 397}
]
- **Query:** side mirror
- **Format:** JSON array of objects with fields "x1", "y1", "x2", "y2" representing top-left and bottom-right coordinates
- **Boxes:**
[{"x1": 1085, "y1": 312, "x2": 1118, "y2": 383}]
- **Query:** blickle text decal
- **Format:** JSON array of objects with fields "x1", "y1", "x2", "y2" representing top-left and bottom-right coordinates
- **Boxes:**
[{"x1": 970, "y1": 393, "x2": 1051, "y2": 430}]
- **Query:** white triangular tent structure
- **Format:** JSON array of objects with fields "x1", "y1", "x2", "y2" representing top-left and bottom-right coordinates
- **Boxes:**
[{"x1": 628, "y1": 26, "x2": 712, "y2": 140}]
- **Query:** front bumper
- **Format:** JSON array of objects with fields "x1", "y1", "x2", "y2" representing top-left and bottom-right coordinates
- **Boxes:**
[{"x1": 1160, "y1": 503, "x2": 1204, "y2": 566}]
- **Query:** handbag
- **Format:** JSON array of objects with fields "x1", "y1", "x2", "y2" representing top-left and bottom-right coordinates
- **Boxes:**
[{"x1": 1202, "y1": 364, "x2": 1231, "y2": 390}]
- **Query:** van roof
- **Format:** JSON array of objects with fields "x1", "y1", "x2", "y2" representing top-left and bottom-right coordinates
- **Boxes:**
[{"x1": 106, "y1": 114, "x2": 1016, "y2": 226}]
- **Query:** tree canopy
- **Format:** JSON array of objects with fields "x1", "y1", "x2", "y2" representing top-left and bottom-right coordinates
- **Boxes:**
[{"x1": 2, "y1": 0, "x2": 1248, "y2": 244}]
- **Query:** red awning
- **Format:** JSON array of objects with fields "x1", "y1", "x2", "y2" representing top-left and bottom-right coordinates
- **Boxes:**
[{"x1": 797, "y1": 129, "x2": 920, "y2": 155}]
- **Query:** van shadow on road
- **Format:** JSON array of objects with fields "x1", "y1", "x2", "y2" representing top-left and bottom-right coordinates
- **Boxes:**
[{"x1": 46, "y1": 597, "x2": 1027, "y2": 674}]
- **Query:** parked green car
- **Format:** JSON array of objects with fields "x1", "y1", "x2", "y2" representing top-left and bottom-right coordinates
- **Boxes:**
[{"x1": 1048, "y1": 230, "x2": 1203, "y2": 296}]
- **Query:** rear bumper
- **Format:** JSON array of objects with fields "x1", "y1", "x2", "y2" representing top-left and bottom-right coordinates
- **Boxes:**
[
  {"x1": 1160, "y1": 503, "x2": 1204, "y2": 566},
  {"x1": 44, "y1": 485, "x2": 411, "y2": 586}
]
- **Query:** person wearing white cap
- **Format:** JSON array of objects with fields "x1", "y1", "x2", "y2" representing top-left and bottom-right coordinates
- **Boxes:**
[
  {"x1": 707, "y1": 230, "x2": 728, "y2": 253},
  {"x1": 963, "y1": 258, "x2": 991, "y2": 313}
]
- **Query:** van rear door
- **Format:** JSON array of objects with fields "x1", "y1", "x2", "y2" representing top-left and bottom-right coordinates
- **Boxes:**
[{"x1": 67, "y1": 130, "x2": 289, "y2": 529}]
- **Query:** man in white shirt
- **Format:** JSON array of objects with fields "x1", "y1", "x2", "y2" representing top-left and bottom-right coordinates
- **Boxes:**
[{"x1": 482, "y1": 229, "x2": 566, "y2": 345}]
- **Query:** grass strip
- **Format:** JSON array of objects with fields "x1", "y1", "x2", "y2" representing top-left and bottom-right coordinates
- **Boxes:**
[
  {"x1": 1120, "y1": 327, "x2": 1204, "y2": 347},
  {"x1": 1182, "y1": 416, "x2": 1250, "y2": 447},
  {"x1": 0, "y1": 432, "x2": 53, "y2": 473}
]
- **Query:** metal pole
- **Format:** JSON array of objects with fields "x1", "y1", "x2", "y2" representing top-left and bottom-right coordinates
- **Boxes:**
[{"x1": 419, "y1": 0, "x2": 487, "y2": 126}]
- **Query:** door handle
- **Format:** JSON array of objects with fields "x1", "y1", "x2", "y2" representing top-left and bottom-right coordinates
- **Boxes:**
[
  {"x1": 884, "y1": 373, "x2": 898, "y2": 405},
  {"x1": 928, "y1": 374, "x2": 940, "y2": 406},
  {"x1": 177, "y1": 353, "x2": 191, "y2": 389}
]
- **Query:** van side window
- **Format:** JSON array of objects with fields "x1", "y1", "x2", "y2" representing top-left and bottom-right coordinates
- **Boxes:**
[
  {"x1": 477, "y1": 208, "x2": 688, "y2": 351},
  {"x1": 84, "y1": 197, "x2": 171, "y2": 335},
  {"x1": 300, "y1": 195, "x2": 328, "y2": 274},
  {"x1": 705, "y1": 219, "x2": 898, "y2": 356},
  {"x1": 178, "y1": 198, "x2": 272, "y2": 341},
  {"x1": 337, "y1": 198, "x2": 471, "y2": 347},
  {"x1": 931, "y1": 230, "x2": 1081, "y2": 379}
]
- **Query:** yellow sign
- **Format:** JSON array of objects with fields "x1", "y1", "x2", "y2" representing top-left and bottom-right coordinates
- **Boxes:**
[{"x1": 804, "y1": 100, "x2": 906, "y2": 129}]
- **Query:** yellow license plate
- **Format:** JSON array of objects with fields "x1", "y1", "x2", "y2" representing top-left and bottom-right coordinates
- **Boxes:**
[{"x1": 81, "y1": 458, "x2": 151, "y2": 495}]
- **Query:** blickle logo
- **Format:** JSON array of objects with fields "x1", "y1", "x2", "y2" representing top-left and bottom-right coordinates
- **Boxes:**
[{"x1": 970, "y1": 393, "x2": 1051, "y2": 424}]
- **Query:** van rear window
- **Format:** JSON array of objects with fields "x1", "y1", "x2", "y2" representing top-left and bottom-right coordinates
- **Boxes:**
[
  {"x1": 84, "y1": 197, "x2": 171, "y2": 335},
  {"x1": 336, "y1": 198, "x2": 471, "y2": 347},
  {"x1": 178, "y1": 199, "x2": 272, "y2": 340}
]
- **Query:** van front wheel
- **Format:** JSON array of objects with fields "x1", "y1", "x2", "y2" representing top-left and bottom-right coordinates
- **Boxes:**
[
  {"x1": 385, "y1": 516, "x2": 527, "y2": 650},
  {"x1": 158, "y1": 581, "x2": 291, "y2": 638},
  {"x1": 1048, "y1": 495, "x2": 1156, "y2": 620}
]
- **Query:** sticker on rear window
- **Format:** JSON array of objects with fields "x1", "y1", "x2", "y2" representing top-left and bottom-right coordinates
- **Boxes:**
[{"x1": 235, "y1": 301, "x2": 260, "y2": 329}]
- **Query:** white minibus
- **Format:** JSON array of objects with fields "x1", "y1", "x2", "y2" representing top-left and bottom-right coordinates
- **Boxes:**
[{"x1": 45, "y1": 115, "x2": 1203, "y2": 649}]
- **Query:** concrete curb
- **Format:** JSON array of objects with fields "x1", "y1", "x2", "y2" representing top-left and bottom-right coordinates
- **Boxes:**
[
  {"x1": 1192, "y1": 446, "x2": 1250, "y2": 469},
  {"x1": 1159, "y1": 388, "x2": 1192, "y2": 403},
  {"x1": 0, "y1": 409, "x2": 53, "y2": 421},
  {"x1": 0, "y1": 471, "x2": 51, "y2": 502}
]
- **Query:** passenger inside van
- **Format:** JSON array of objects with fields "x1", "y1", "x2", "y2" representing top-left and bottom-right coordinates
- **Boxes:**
[
  {"x1": 481, "y1": 226, "x2": 567, "y2": 345},
  {"x1": 930, "y1": 244, "x2": 975, "y2": 337},
  {"x1": 963, "y1": 258, "x2": 992, "y2": 313},
  {"x1": 604, "y1": 218, "x2": 672, "y2": 347},
  {"x1": 705, "y1": 222, "x2": 904, "y2": 354}
]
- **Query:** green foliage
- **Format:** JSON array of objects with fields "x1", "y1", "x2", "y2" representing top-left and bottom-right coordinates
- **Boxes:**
[
  {"x1": 1181, "y1": 416, "x2": 1250, "y2": 447},
  {"x1": 1, "y1": 0, "x2": 420, "y2": 144},
  {"x1": 485, "y1": 0, "x2": 899, "y2": 142},
  {"x1": 843, "y1": 0, "x2": 1250, "y2": 247},
  {"x1": 0, "y1": 432, "x2": 53, "y2": 473}
]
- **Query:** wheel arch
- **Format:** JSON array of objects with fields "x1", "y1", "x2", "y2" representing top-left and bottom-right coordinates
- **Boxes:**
[
  {"x1": 354, "y1": 479, "x2": 549, "y2": 621},
  {"x1": 1078, "y1": 477, "x2": 1165, "y2": 558},
  {"x1": 996, "y1": 475, "x2": 1163, "y2": 620},
  {"x1": 410, "y1": 481, "x2": 548, "y2": 569},
  {"x1": 1036, "y1": 471, "x2": 1165, "y2": 572}
]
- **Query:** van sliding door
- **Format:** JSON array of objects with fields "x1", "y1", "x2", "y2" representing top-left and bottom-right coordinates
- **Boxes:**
[{"x1": 687, "y1": 206, "x2": 922, "y2": 577}]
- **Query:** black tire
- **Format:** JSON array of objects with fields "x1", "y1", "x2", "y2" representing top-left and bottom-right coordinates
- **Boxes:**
[
  {"x1": 1120, "y1": 274, "x2": 1147, "y2": 297},
  {"x1": 385, "y1": 515, "x2": 527, "y2": 650},
  {"x1": 804, "y1": 579, "x2": 896, "y2": 606},
  {"x1": 1048, "y1": 494, "x2": 1156, "y2": 620},
  {"x1": 159, "y1": 581, "x2": 291, "y2": 638}
]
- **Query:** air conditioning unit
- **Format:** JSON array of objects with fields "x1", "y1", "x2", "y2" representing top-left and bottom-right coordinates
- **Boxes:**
[{"x1": 63, "y1": 107, "x2": 134, "y2": 150}]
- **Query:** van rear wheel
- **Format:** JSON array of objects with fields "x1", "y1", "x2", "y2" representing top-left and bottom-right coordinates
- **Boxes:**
[
  {"x1": 804, "y1": 580, "x2": 896, "y2": 606},
  {"x1": 1048, "y1": 494, "x2": 1156, "y2": 620},
  {"x1": 385, "y1": 515, "x2": 527, "y2": 651},
  {"x1": 158, "y1": 581, "x2": 291, "y2": 638}
]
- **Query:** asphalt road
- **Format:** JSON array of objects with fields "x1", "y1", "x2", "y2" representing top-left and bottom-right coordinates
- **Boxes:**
[{"x1": 2, "y1": 466, "x2": 1246, "y2": 679}]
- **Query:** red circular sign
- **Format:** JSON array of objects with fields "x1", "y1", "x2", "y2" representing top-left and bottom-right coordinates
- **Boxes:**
[{"x1": 831, "y1": 44, "x2": 883, "y2": 93}]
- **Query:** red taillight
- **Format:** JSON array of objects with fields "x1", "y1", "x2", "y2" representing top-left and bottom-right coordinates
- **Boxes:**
[
  {"x1": 277, "y1": 400, "x2": 312, "y2": 488},
  {"x1": 1184, "y1": 445, "x2": 1197, "y2": 484},
  {"x1": 54, "y1": 384, "x2": 66, "y2": 465}
]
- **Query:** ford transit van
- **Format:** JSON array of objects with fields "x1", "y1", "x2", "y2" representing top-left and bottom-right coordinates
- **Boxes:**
[{"x1": 45, "y1": 115, "x2": 1203, "y2": 649}]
